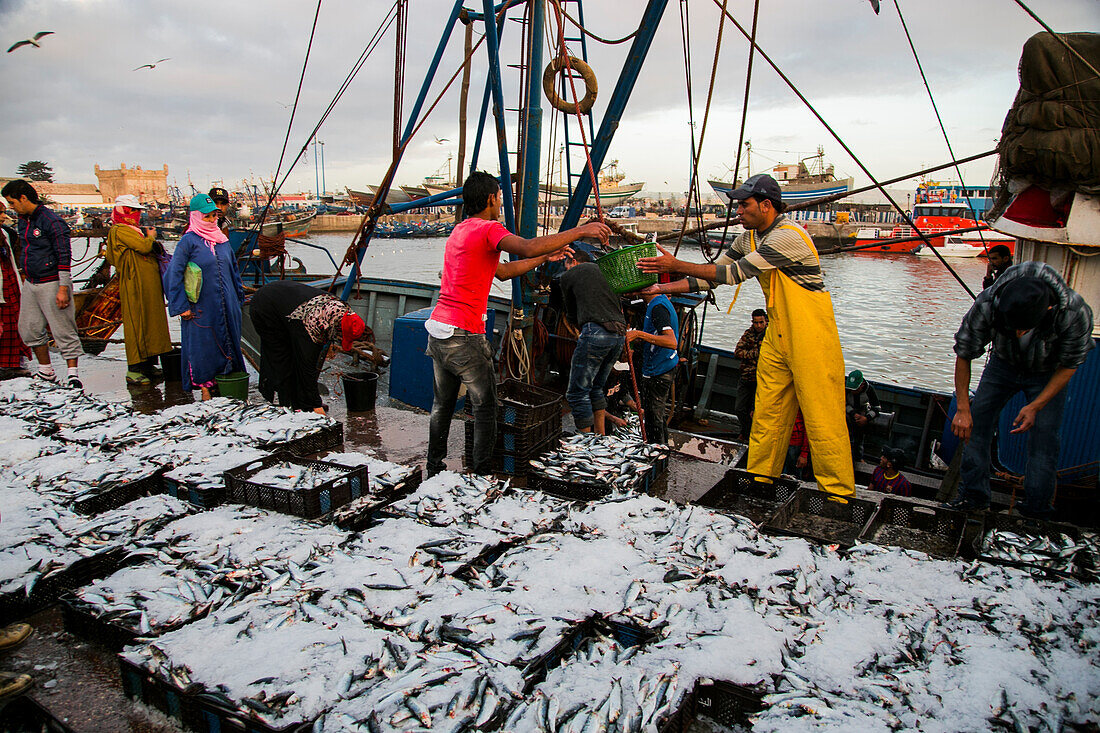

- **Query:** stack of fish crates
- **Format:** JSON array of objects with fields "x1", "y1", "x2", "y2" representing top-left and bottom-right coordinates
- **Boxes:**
[
  {"x1": 223, "y1": 454, "x2": 368, "y2": 519},
  {"x1": 463, "y1": 379, "x2": 562, "y2": 476}
]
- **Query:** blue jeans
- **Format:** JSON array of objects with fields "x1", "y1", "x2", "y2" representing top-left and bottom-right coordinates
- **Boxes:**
[
  {"x1": 427, "y1": 329, "x2": 497, "y2": 477},
  {"x1": 957, "y1": 354, "x2": 1066, "y2": 516},
  {"x1": 566, "y1": 323, "x2": 624, "y2": 430}
]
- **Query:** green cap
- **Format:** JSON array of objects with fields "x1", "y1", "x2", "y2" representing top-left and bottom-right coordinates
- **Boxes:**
[
  {"x1": 189, "y1": 193, "x2": 218, "y2": 214},
  {"x1": 845, "y1": 370, "x2": 864, "y2": 390}
]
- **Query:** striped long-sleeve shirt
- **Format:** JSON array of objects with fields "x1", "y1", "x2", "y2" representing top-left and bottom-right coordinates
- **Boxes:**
[{"x1": 686, "y1": 215, "x2": 825, "y2": 293}]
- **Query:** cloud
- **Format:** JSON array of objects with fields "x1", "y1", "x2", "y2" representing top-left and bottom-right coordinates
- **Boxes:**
[{"x1": 0, "y1": 0, "x2": 1094, "y2": 196}]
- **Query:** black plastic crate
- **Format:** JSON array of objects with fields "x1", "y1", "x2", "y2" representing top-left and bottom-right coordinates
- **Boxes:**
[
  {"x1": 694, "y1": 468, "x2": 800, "y2": 525},
  {"x1": 522, "y1": 615, "x2": 657, "y2": 694},
  {"x1": 464, "y1": 427, "x2": 562, "y2": 477},
  {"x1": 224, "y1": 454, "x2": 367, "y2": 519},
  {"x1": 259, "y1": 421, "x2": 344, "y2": 457},
  {"x1": 118, "y1": 656, "x2": 314, "y2": 733},
  {"x1": 974, "y1": 513, "x2": 1092, "y2": 581},
  {"x1": 860, "y1": 497, "x2": 967, "y2": 558},
  {"x1": 527, "y1": 456, "x2": 668, "y2": 502},
  {"x1": 464, "y1": 414, "x2": 563, "y2": 460},
  {"x1": 0, "y1": 546, "x2": 126, "y2": 626},
  {"x1": 466, "y1": 379, "x2": 562, "y2": 429},
  {"x1": 762, "y1": 488, "x2": 878, "y2": 547},
  {"x1": 0, "y1": 696, "x2": 76, "y2": 733},
  {"x1": 328, "y1": 469, "x2": 421, "y2": 531},
  {"x1": 688, "y1": 679, "x2": 765, "y2": 729},
  {"x1": 59, "y1": 594, "x2": 141, "y2": 651},
  {"x1": 161, "y1": 474, "x2": 228, "y2": 508},
  {"x1": 71, "y1": 469, "x2": 165, "y2": 515}
]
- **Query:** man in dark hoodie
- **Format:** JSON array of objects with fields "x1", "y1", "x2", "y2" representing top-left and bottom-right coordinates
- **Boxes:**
[
  {"x1": 1, "y1": 180, "x2": 84, "y2": 388},
  {"x1": 948, "y1": 261, "x2": 1094, "y2": 517}
]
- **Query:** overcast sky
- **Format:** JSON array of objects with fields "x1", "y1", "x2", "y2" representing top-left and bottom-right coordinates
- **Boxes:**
[{"x1": 1, "y1": 0, "x2": 1095, "y2": 200}]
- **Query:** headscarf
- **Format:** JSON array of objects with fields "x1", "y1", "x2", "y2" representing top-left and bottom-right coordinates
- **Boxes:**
[
  {"x1": 288, "y1": 294, "x2": 353, "y2": 344},
  {"x1": 341, "y1": 311, "x2": 366, "y2": 351},
  {"x1": 186, "y1": 210, "x2": 229, "y2": 252},
  {"x1": 112, "y1": 206, "x2": 142, "y2": 228}
]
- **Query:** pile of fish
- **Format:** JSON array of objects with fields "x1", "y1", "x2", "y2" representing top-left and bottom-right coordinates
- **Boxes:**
[
  {"x1": 979, "y1": 526, "x2": 1099, "y2": 581},
  {"x1": 529, "y1": 432, "x2": 669, "y2": 492},
  {"x1": 0, "y1": 378, "x2": 130, "y2": 428},
  {"x1": 102, "y1": 472, "x2": 1100, "y2": 732}
]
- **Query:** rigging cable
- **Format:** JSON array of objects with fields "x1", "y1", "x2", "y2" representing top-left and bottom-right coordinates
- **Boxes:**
[
  {"x1": 715, "y1": 0, "x2": 760, "y2": 264},
  {"x1": 673, "y1": 0, "x2": 730, "y2": 259},
  {"x1": 892, "y1": 0, "x2": 988, "y2": 254},
  {"x1": 1011, "y1": 0, "x2": 1100, "y2": 80},
  {"x1": 250, "y1": 0, "x2": 400, "y2": 252},
  {"x1": 710, "y1": 0, "x2": 976, "y2": 300},
  {"x1": 256, "y1": 0, "x2": 325, "y2": 233}
]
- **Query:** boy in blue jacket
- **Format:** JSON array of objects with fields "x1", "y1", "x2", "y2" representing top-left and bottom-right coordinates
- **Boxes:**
[{"x1": 2, "y1": 180, "x2": 84, "y2": 388}]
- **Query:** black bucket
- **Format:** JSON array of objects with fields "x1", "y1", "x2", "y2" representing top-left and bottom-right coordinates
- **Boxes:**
[
  {"x1": 160, "y1": 349, "x2": 182, "y2": 382},
  {"x1": 342, "y1": 372, "x2": 378, "y2": 412}
]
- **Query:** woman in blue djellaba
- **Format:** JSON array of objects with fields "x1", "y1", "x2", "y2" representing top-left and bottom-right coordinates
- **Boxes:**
[{"x1": 164, "y1": 194, "x2": 245, "y2": 400}]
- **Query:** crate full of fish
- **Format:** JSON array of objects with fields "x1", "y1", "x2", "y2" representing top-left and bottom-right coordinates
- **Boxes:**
[
  {"x1": 463, "y1": 424, "x2": 561, "y2": 477},
  {"x1": 0, "y1": 546, "x2": 126, "y2": 626},
  {"x1": 527, "y1": 432, "x2": 669, "y2": 501},
  {"x1": 59, "y1": 554, "x2": 248, "y2": 651},
  {"x1": 694, "y1": 468, "x2": 801, "y2": 525},
  {"x1": 660, "y1": 678, "x2": 765, "y2": 733},
  {"x1": 859, "y1": 497, "x2": 968, "y2": 558},
  {"x1": 521, "y1": 614, "x2": 658, "y2": 694},
  {"x1": 761, "y1": 487, "x2": 878, "y2": 547},
  {"x1": 161, "y1": 446, "x2": 271, "y2": 509},
  {"x1": 974, "y1": 513, "x2": 1098, "y2": 581},
  {"x1": 70, "y1": 467, "x2": 167, "y2": 516},
  {"x1": 223, "y1": 454, "x2": 367, "y2": 519}
]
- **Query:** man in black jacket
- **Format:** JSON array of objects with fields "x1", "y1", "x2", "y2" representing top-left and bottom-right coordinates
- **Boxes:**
[
  {"x1": 948, "y1": 262, "x2": 1094, "y2": 516},
  {"x1": 1, "y1": 180, "x2": 84, "y2": 388}
]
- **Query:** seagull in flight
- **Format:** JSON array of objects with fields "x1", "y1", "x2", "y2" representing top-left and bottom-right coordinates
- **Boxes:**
[
  {"x1": 133, "y1": 58, "x2": 171, "y2": 71},
  {"x1": 434, "y1": 137, "x2": 450, "y2": 145},
  {"x1": 7, "y1": 32, "x2": 54, "y2": 53}
]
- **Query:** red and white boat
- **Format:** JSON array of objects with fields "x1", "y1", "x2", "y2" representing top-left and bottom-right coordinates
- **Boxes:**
[{"x1": 854, "y1": 201, "x2": 1015, "y2": 255}]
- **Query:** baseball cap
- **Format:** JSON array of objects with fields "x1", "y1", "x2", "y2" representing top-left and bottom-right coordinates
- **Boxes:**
[
  {"x1": 114, "y1": 194, "x2": 146, "y2": 209},
  {"x1": 208, "y1": 187, "x2": 230, "y2": 203},
  {"x1": 724, "y1": 173, "x2": 783, "y2": 205},
  {"x1": 189, "y1": 194, "x2": 218, "y2": 214},
  {"x1": 996, "y1": 276, "x2": 1052, "y2": 330},
  {"x1": 845, "y1": 369, "x2": 865, "y2": 390}
]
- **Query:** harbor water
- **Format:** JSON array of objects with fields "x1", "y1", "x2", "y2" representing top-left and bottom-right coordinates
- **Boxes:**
[{"x1": 288, "y1": 233, "x2": 989, "y2": 393}]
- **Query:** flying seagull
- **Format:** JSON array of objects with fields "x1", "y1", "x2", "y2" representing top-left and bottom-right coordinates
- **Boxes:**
[
  {"x1": 7, "y1": 31, "x2": 54, "y2": 53},
  {"x1": 134, "y1": 58, "x2": 171, "y2": 71},
  {"x1": 434, "y1": 137, "x2": 450, "y2": 145}
]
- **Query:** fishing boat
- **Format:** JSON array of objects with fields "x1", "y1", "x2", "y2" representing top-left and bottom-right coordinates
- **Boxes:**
[
  {"x1": 854, "y1": 200, "x2": 1014, "y2": 254},
  {"x1": 539, "y1": 161, "x2": 644, "y2": 207},
  {"x1": 257, "y1": 209, "x2": 316, "y2": 238},
  {"x1": 709, "y1": 146, "x2": 853, "y2": 204}
]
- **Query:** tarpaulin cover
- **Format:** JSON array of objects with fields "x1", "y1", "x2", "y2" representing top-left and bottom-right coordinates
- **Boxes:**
[{"x1": 998, "y1": 32, "x2": 1100, "y2": 194}]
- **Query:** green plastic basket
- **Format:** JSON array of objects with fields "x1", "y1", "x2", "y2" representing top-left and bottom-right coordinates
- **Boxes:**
[{"x1": 596, "y1": 243, "x2": 657, "y2": 294}]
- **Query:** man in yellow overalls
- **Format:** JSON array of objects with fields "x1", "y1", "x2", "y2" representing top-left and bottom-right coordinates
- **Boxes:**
[{"x1": 637, "y1": 174, "x2": 853, "y2": 496}]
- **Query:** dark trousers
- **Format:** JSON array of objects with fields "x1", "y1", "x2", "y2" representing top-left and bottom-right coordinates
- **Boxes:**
[
  {"x1": 566, "y1": 323, "x2": 624, "y2": 430},
  {"x1": 957, "y1": 355, "x2": 1067, "y2": 517},
  {"x1": 642, "y1": 372, "x2": 673, "y2": 445},
  {"x1": 735, "y1": 376, "x2": 756, "y2": 439},
  {"x1": 427, "y1": 330, "x2": 497, "y2": 477}
]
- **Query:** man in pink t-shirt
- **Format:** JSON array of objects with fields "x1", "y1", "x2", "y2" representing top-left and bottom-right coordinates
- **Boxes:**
[{"x1": 426, "y1": 171, "x2": 611, "y2": 477}]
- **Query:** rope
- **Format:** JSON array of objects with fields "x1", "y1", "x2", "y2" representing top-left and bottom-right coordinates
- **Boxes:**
[
  {"x1": 711, "y1": 0, "x2": 977, "y2": 300},
  {"x1": 550, "y1": 0, "x2": 638, "y2": 45},
  {"x1": 550, "y1": 2, "x2": 605, "y2": 222},
  {"x1": 624, "y1": 341, "x2": 646, "y2": 442},
  {"x1": 892, "y1": 0, "x2": 988, "y2": 254}
]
